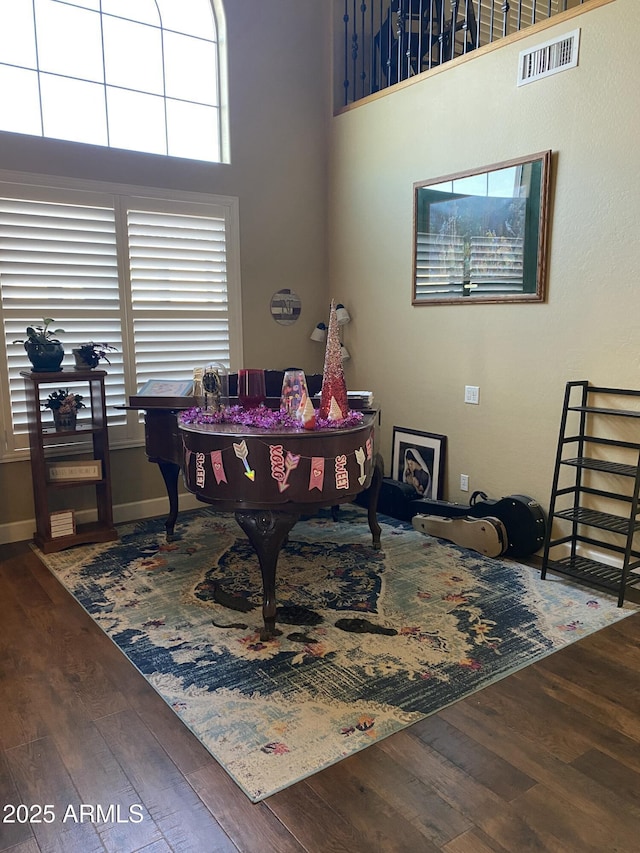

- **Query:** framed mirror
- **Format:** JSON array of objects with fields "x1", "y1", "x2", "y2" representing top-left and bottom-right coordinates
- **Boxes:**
[{"x1": 412, "y1": 151, "x2": 552, "y2": 305}]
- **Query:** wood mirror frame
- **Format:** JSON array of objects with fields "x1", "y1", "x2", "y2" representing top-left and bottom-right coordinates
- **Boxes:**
[{"x1": 412, "y1": 150, "x2": 552, "y2": 305}]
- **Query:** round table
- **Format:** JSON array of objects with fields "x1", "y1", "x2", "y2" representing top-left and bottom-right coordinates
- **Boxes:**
[{"x1": 179, "y1": 412, "x2": 382, "y2": 639}]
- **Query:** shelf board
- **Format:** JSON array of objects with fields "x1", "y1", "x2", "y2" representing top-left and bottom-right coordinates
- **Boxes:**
[
  {"x1": 543, "y1": 554, "x2": 640, "y2": 593},
  {"x1": 561, "y1": 457, "x2": 638, "y2": 477},
  {"x1": 45, "y1": 478, "x2": 103, "y2": 488},
  {"x1": 41, "y1": 424, "x2": 98, "y2": 438},
  {"x1": 553, "y1": 506, "x2": 640, "y2": 534},
  {"x1": 34, "y1": 521, "x2": 117, "y2": 554},
  {"x1": 568, "y1": 405, "x2": 640, "y2": 418}
]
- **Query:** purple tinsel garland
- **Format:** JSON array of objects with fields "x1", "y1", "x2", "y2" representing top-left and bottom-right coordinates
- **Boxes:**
[{"x1": 179, "y1": 405, "x2": 364, "y2": 430}]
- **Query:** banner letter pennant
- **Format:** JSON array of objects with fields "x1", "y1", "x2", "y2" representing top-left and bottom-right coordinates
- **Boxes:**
[
  {"x1": 269, "y1": 444, "x2": 286, "y2": 489},
  {"x1": 355, "y1": 446, "x2": 366, "y2": 485},
  {"x1": 195, "y1": 452, "x2": 206, "y2": 488},
  {"x1": 210, "y1": 450, "x2": 227, "y2": 484},
  {"x1": 233, "y1": 440, "x2": 255, "y2": 481},
  {"x1": 309, "y1": 457, "x2": 325, "y2": 491},
  {"x1": 279, "y1": 451, "x2": 300, "y2": 492},
  {"x1": 335, "y1": 454, "x2": 349, "y2": 490}
]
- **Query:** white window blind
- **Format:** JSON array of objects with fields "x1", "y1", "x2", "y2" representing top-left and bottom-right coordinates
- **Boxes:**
[
  {"x1": 127, "y1": 206, "x2": 233, "y2": 383},
  {"x1": 0, "y1": 176, "x2": 241, "y2": 459}
]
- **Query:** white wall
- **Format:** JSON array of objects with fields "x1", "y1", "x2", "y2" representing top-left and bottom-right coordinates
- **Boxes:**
[{"x1": 329, "y1": 0, "x2": 636, "y2": 508}]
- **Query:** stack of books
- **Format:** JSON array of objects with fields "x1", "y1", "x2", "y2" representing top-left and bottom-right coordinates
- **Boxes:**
[
  {"x1": 313, "y1": 390, "x2": 375, "y2": 410},
  {"x1": 50, "y1": 510, "x2": 76, "y2": 539},
  {"x1": 347, "y1": 391, "x2": 375, "y2": 409}
]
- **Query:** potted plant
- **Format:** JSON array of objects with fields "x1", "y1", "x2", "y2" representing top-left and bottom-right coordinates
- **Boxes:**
[
  {"x1": 72, "y1": 341, "x2": 117, "y2": 370},
  {"x1": 13, "y1": 318, "x2": 65, "y2": 372},
  {"x1": 43, "y1": 388, "x2": 86, "y2": 431}
]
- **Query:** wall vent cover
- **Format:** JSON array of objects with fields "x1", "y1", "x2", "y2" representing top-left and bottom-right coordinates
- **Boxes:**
[{"x1": 518, "y1": 29, "x2": 580, "y2": 86}]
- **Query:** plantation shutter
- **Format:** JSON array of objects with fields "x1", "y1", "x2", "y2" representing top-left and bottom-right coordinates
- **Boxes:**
[
  {"x1": 0, "y1": 177, "x2": 241, "y2": 458},
  {"x1": 126, "y1": 201, "x2": 233, "y2": 387},
  {"x1": 0, "y1": 190, "x2": 126, "y2": 450}
]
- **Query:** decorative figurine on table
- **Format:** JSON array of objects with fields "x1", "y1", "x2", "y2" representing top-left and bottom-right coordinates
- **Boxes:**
[
  {"x1": 318, "y1": 300, "x2": 349, "y2": 421},
  {"x1": 280, "y1": 368, "x2": 308, "y2": 418},
  {"x1": 280, "y1": 368, "x2": 316, "y2": 431},
  {"x1": 203, "y1": 362, "x2": 228, "y2": 411}
]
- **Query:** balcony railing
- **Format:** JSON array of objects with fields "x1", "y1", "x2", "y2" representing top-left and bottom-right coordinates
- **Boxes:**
[{"x1": 338, "y1": 0, "x2": 593, "y2": 108}]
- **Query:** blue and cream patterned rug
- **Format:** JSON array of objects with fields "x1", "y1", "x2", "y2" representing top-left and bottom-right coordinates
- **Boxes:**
[{"x1": 34, "y1": 506, "x2": 636, "y2": 802}]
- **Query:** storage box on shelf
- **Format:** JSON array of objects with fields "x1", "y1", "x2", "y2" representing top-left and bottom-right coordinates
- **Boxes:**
[
  {"x1": 21, "y1": 369, "x2": 118, "y2": 553},
  {"x1": 541, "y1": 380, "x2": 640, "y2": 606}
]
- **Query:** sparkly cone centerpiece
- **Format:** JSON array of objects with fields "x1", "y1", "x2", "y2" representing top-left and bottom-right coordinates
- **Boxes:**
[{"x1": 318, "y1": 300, "x2": 349, "y2": 421}]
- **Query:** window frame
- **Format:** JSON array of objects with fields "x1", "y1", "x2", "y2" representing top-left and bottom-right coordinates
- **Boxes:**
[{"x1": 0, "y1": 0, "x2": 229, "y2": 164}]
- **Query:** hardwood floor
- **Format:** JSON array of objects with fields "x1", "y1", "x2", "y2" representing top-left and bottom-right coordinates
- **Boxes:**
[{"x1": 1, "y1": 540, "x2": 640, "y2": 853}]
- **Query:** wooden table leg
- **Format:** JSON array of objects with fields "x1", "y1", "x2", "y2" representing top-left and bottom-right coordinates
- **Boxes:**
[
  {"x1": 234, "y1": 509, "x2": 300, "y2": 641},
  {"x1": 157, "y1": 460, "x2": 181, "y2": 539},
  {"x1": 368, "y1": 452, "x2": 384, "y2": 550}
]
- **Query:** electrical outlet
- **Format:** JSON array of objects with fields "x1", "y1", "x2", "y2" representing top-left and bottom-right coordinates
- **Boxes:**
[
  {"x1": 460, "y1": 474, "x2": 469, "y2": 491},
  {"x1": 464, "y1": 385, "x2": 480, "y2": 404}
]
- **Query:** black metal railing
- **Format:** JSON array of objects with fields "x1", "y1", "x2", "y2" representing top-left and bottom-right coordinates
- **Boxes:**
[{"x1": 339, "y1": 0, "x2": 592, "y2": 107}]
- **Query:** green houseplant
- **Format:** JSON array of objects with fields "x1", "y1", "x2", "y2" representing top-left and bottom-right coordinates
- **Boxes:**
[
  {"x1": 72, "y1": 341, "x2": 117, "y2": 370},
  {"x1": 14, "y1": 318, "x2": 65, "y2": 372},
  {"x1": 43, "y1": 388, "x2": 86, "y2": 431}
]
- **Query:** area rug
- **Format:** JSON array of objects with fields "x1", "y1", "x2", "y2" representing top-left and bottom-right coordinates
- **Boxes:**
[{"x1": 34, "y1": 506, "x2": 636, "y2": 802}]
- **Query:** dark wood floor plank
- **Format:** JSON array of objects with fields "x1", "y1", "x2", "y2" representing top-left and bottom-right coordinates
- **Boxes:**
[
  {"x1": 190, "y1": 762, "x2": 307, "y2": 853},
  {"x1": 376, "y1": 730, "x2": 550, "y2": 852},
  {"x1": 0, "y1": 575, "x2": 59, "y2": 751},
  {"x1": 0, "y1": 841, "x2": 41, "y2": 853},
  {"x1": 507, "y1": 663, "x2": 640, "y2": 774},
  {"x1": 0, "y1": 565, "x2": 132, "y2": 769},
  {"x1": 378, "y1": 729, "x2": 507, "y2": 816},
  {"x1": 571, "y1": 747, "x2": 640, "y2": 804},
  {"x1": 28, "y1": 667, "x2": 162, "y2": 853},
  {"x1": 509, "y1": 780, "x2": 640, "y2": 852},
  {"x1": 534, "y1": 627, "x2": 640, "y2": 716},
  {"x1": 439, "y1": 701, "x2": 640, "y2": 834},
  {"x1": 573, "y1": 612, "x2": 640, "y2": 668},
  {"x1": 132, "y1": 841, "x2": 173, "y2": 853},
  {"x1": 267, "y1": 778, "x2": 388, "y2": 853},
  {"x1": 448, "y1": 670, "x2": 596, "y2": 763},
  {"x1": 4, "y1": 550, "x2": 132, "y2": 721},
  {"x1": 604, "y1": 610, "x2": 640, "y2": 639},
  {"x1": 96, "y1": 709, "x2": 236, "y2": 853},
  {"x1": 531, "y1": 656, "x2": 640, "y2": 744},
  {"x1": 410, "y1": 714, "x2": 537, "y2": 801},
  {"x1": 302, "y1": 756, "x2": 445, "y2": 853},
  {"x1": 335, "y1": 740, "x2": 473, "y2": 847},
  {"x1": 0, "y1": 550, "x2": 56, "y2": 612},
  {"x1": 443, "y1": 828, "x2": 511, "y2": 853},
  {"x1": 0, "y1": 752, "x2": 35, "y2": 850},
  {"x1": 5, "y1": 737, "x2": 105, "y2": 853}
]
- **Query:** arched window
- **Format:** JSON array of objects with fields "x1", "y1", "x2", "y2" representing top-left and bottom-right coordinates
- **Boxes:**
[{"x1": 0, "y1": 0, "x2": 228, "y2": 163}]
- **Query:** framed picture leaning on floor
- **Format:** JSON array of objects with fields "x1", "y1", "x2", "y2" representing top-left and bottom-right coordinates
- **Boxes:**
[{"x1": 391, "y1": 427, "x2": 447, "y2": 500}]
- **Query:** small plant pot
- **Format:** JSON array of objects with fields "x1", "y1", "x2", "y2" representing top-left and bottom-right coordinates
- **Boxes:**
[
  {"x1": 53, "y1": 411, "x2": 77, "y2": 432},
  {"x1": 72, "y1": 348, "x2": 98, "y2": 370}
]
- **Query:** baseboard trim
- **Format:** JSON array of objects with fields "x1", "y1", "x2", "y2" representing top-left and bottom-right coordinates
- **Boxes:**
[{"x1": 0, "y1": 493, "x2": 202, "y2": 546}]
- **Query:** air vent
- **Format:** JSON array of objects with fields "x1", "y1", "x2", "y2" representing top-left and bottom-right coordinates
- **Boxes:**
[{"x1": 517, "y1": 29, "x2": 580, "y2": 86}]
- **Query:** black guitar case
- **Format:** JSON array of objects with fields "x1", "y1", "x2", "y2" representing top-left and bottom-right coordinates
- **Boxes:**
[
  {"x1": 411, "y1": 490, "x2": 546, "y2": 557},
  {"x1": 355, "y1": 477, "x2": 416, "y2": 521}
]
